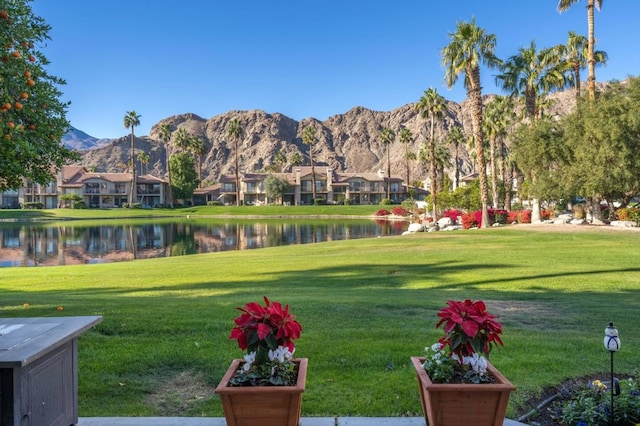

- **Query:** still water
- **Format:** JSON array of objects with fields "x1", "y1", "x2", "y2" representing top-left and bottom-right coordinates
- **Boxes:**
[{"x1": 0, "y1": 219, "x2": 408, "y2": 267}]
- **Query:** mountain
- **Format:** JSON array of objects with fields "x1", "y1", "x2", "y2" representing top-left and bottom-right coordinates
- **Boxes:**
[
  {"x1": 75, "y1": 85, "x2": 589, "y2": 184},
  {"x1": 62, "y1": 126, "x2": 111, "y2": 151}
]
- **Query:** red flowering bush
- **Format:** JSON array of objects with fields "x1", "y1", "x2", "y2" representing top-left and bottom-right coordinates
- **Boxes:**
[
  {"x1": 442, "y1": 209, "x2": 463, "y2": 223},
  {"x1": 507, "y1": 211, "x2": 519, "y2": 223},
  {"x1": 461, "y1": 212, "x2": 478, "y2": 229},
  {"x1": 518, "y1": 210, "x2": 532, "y2": 223},
  {"x1": 375, "y1": 208, "x2": 391, "y2": 216},
  {"x1": 391, "y1": 206, "x2": 410, "y2": 216},
  {"x1": 229, "y1": 296, "x2": 302, "y2": 386}
]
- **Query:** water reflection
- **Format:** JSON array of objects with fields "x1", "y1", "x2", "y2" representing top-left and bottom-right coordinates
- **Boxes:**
[{"x1": 0, "y1": 219, "x2": 408, "y2": 267}]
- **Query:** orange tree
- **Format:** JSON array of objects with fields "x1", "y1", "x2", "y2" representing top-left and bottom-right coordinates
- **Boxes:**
[{"x1": 0, "y1": 0, "x2": 77, "y2": 190}]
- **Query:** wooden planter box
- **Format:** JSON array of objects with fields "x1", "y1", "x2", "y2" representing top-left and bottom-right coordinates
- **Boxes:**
[
  {"x1": 215, "y1": 358, "x2": 307, "y2": 426},
  {"x1": 411, "y1": 356, "x2": 515, "y2": 426}
]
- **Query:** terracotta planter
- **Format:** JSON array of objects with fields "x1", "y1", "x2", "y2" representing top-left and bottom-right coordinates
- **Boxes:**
[
  {"x1": 215, "y1": 358, "x2": 307, "y2": 426},
  {"x1": 411, "y1": 356, "x2": 515, "y2": 426}
]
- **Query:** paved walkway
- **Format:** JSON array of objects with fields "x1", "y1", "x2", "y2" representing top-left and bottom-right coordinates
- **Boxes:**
[{"x1": 77, "y1": 417, "x2": 527, "y2": 425}]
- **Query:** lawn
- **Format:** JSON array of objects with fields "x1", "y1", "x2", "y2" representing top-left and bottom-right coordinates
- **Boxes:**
[{"x1": 1, "y1": 223, "x2": 639, "y2": 418}]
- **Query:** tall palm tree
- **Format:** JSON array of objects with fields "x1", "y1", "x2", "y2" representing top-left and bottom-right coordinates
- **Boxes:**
[
  {"x1": 557, "y1": 0, "x2": 603, "y2": 101},
  {"x1": 557, "y1": 31, "x2": 608, "y2": 101},
  {"x1": 227, "y1": 119, "x2": 243, "y2": 206},
  {"x1": 172, "y1": 128, "x2": 191, "y2": 152},
  {"x1": 137, "y1": 151, "x2": 150, "y2": 175},
  {"x1": 496, "y1": 41, "x2": 566, "y2": 120},
  {"x1": 483, "y1": 95, "x2": 513, "y2": 208},
  {"x1": 158, "y1": 123, "x2": 173, "y2": 207},
  {"x1": 190, "y1": 135, "x2": 206, "y2": 187},
  {"x1": 398, "y1": 127, "x2": 414, "y2": 191},
  {"x1": 446, "y1": 126, "x2": 465, "y2": 189},
  {"x1": 416, "y1": 88, "x2": 447, "y2": 218},
  {"x1": 379, "y1": 127, "x2": 396, "y2": 200},
  {"x1": 123, "y1": 110, "x2": 141, "y2": 205},
  {"x1": 442, "y1": 18, "x2": 501, "y2": 228},
  {"x1": 301, "y1": 126, "x2": 318, "y2": 203}
]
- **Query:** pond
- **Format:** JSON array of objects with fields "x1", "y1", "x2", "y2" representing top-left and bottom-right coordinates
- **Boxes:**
[{"x1": 0, "y1": 218, "x2": 409, "y2": 267}]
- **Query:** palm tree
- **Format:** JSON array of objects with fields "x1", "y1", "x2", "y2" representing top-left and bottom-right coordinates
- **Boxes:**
[
  {"x1": 557, "y1": 0, "x2": 603, "y2": 101},
  {"x1": 442, "y1": 18, "x2": 501, "y2": 228},
  {"x1": 190, "y1": 135, "x2": 206, "y2": 187},
  {"x1": 123, "y1": 110, "x2": 141, "y2": 205},
  {"x1": 227, "y1": 118, "x2": 243, "y2": 206},
  {"x1": 301, "y1": 126, "x2": 317, "y2": 203},
  {"x1": 172, "y1": 128, "x2": 192, "y2": 152},
  {"x1": 416, "y1": 88, "x2": 447, "y2": 219},
  {"x1": 496, "y1": 41, "x2": 566, "y2": 120},
  {"x1": 557, "y1": 31, "x2": 608, "y2": 101},
  {"x1": 398, "y1": 127, "x2": 414, "y2": 191},
  {"x1": 483, "y1": 95, "x2": 513, "y2": 208},
  {"x1": 446, "y1": 126, "x2": 465, "y2": 189},
  {"x1": 380, "y1": 127, "x2": 396, "y2": 200},
  {"x1": 274, "y1": 150, "x2": 287, "y2": 172},
  {"x1": 158, "y1": 123, "x2": 174, "y2": 207},
  {"x1": 137, "y1": 151, "x2": 150, "y2": 175},
  {"x1": 434, "y1": 142, "x2": 452, "y2": 193}
]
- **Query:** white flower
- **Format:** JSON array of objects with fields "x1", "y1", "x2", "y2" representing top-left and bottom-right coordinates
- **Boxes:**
[
  {"x1": 431, "y1": 342, "x2": 443, "y2": 352},
  {"x1": 463, "y1": 353, "x2": 488, "y2": 374},
  {"x1": 242, "y1": 351, "x2": 256, "y2": 372},
  {"x1": 268, "y1": 346, "x2": 295, "y2": 363}
]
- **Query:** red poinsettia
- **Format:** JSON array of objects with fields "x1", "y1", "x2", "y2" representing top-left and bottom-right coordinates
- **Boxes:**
[
  {"x1": 229, "y1": 296, "x2": 302, "y2": 365},
  {"x1": 435, "y1": 299, "x2": 503, "y2": 360}
]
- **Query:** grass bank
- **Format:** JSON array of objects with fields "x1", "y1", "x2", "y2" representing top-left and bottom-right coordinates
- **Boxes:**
[
  {"x1": 1, "y1": 226, "x2": 639, "y2": 418},
  {"x1": 0, "y1": 204, "x2": 382, "y2": 221}
]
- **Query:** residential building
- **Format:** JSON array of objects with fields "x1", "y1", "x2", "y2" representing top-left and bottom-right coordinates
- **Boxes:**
[
  {"x1": 194, "y1": 166, "x2": 409, "y2": 206},
  {"x1": 2, "y1": 166, "x2": 168, "y2": 208}
]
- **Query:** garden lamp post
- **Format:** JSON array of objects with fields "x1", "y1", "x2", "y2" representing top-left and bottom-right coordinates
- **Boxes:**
[{"x1": 604, "y1": 322, "x2": 620, "y2": 426}]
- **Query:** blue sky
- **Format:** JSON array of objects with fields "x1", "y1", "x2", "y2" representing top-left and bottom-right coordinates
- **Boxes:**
[{"x1": 32, "y1": 1, "x2": 640, "y2": 139}]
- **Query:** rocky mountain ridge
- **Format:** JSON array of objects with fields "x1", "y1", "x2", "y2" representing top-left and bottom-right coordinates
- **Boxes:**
[{"x1": 77, "y1": 86, "x2": 585, "y2": 185}]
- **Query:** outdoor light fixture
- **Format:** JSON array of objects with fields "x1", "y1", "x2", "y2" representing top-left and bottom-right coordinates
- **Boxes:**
[{"x1": 604, "y1": 322, "x2": 620, "y2": 426}]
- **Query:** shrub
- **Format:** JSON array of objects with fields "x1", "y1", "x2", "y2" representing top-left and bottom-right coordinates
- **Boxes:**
[
  {"x1": 72, "y1": 201, "x2": 87, "y2": 209},
  {"x1": 207, "y1": 200, "x2": 222, "y2": 206},
  {"x1": 401, "y1": 198, "x2": 416, "y2": 210},
  {"x1": 391, "y1": 206, "x2": 410, "y2": 216},
  {"x1": 381, "y1": 198, "x2": 393, "y2": 205},
  {"x1": 442, "y1": 209, "x2": 463, "y2": 223},
  {"x1": 461, "y1": 212, "x2": 478, "y2": 229},
  {"x1": 490, "y1": 209, "x2": 509, "y2": 224},
  {"x1": 21, "y1": 202, "x2": 44, "y2": 209},
  {"x1": 507, "y1": 211, "x2": 519, "y2": 223},
  {"x1": 130, "y1": 203, "x2": 143, "y2": 209},
  {"x1": 616, "y1": 207, "x2": 640, "y2": 225},
  {"x1": 518, "y1": 210, "x2": 532, "y2": 223},
  {"x1": 375, "y1": 209, "x2": 391, "y2": 216}
]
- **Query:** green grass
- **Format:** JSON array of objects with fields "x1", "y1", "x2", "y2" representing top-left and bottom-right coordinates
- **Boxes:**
[
  {"x1": 1, "y1": 225, "x2": 639, "y2": 418},
  {"x1": 0, "y1": 204, "x2": 382, "y2": 221}
]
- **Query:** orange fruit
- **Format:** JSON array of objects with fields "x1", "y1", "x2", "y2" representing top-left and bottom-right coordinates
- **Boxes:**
[
  {"x1": 8, "y1": 122, "x2": 15, "y2": 129},
  {"x1": 21, "y1": 92, "x2": 28, "y2": 99},
  {"x1": 4, "y1": 102, "x2": 11, "y2": 110},
  {"x1": 14, "y1": 102, "x2": 22, "y2": 110},
  {"x1": 27, "y1": 79, "x2": 34, "y2": 86},
  {"x1": 28, "y1": 55, "x2": 35, "y2": 62},
  {"x1": 11, "y1": 51, "x2": 20, "y2": 58},
  {"x1": 24, "y1": 70, "x2": 31, "y2": 78},
  {"x1": 0, "y1": 10, "x2": 8, "y2": 19},
  {"x1": 28, "y1": 124, "x2": 35, "y2": 130}
]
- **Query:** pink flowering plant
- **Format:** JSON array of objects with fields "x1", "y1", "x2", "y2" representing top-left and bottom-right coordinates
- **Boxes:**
[
  {"x1": 228, "y1": 296, "x2": 302, "y2": 386},
  {"x1": 423, "y1": 299, "x2": 504, "y2": 384}
]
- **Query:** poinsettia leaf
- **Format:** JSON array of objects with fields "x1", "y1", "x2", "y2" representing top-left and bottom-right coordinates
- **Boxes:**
[
  {"x1": 461, "y1": 320, "x2": 479, "y2": 337},
  {"x1": 256, "y1": 323, "x2": 271, "y2": 340}
]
